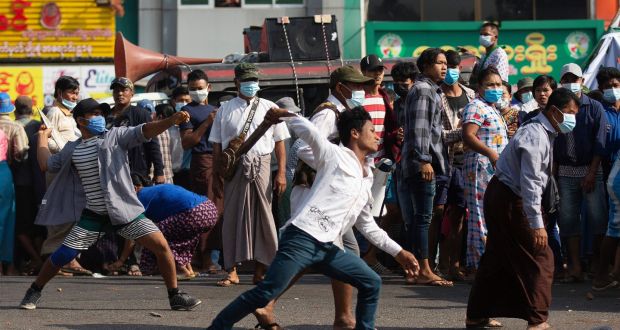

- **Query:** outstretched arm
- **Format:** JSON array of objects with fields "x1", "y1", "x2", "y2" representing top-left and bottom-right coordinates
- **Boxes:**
[{"x1": 142, "y1": 111, "x2": 190, "y2": 140}]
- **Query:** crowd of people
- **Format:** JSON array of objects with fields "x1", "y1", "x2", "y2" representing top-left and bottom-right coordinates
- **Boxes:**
[{"x1": 0, "y1": 21, "x2": 619, "y2": 329}]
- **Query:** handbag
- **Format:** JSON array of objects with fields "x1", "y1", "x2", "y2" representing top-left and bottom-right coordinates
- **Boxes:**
[{"x1": 220, "y1": 98, "x2": 260, "y2": 180}]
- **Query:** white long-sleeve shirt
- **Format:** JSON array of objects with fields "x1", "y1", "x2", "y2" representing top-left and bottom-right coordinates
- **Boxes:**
[{"x1": 281, "y1": 115, "x2": 402, "y2": 257}]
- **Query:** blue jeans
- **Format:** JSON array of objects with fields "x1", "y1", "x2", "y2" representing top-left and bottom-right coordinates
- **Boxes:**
[
  {"x1": 407, "y1": 174, "x2": 436, "y2": 260},
  {"x1": 208, "y1": 226, "x2": 382, "y2": 330},
  {"x1": 558, "y1": 175, "x2": 608, "y2": 238}
]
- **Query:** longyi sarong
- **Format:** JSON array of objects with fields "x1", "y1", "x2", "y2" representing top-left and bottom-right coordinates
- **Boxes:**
[
  {"x1": 222, "y1": 154, "x2": 278, "y2": 269},
  {"x1": 467, "y1": 177, "x2": 553, "y2": 325}
]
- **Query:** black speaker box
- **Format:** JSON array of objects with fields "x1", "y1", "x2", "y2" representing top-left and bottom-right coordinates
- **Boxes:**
[
  {"x1": 243, "y1": 26, "x2": 263, "y2": 53},
  {"x1": 260, "y1": 15, "x2": 340, "y2": 62}
]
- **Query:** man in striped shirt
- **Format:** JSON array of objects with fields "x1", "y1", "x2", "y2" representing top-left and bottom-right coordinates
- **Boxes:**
[
  {"x1": 360, "y1": 55, "x2": 401, "y2": 275},
  {"x1": 19, "y1": 98, "x2": 201, "y2": 312}
]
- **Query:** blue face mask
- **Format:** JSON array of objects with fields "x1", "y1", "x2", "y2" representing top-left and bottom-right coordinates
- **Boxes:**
[
  {"x1": 521, "y1": 91, "x2": 534, "y2": 104},
  {"x1": 444, "y1": 68, "x2": 460, "y2": 86},
  {"x1": 603, "y1": 88, "x2": 620, "y2": 103},
  {"x1": 562, "y1": 83, "x2": 581, "y2": 94},
  {"x1": 551, "y1": 107, "x2": 576, "y2": 133},
  {"x1": 62, "y1": 98, "x2": 77, "y2": 110},
  {"x1": 239, "y1": 81, "x2": 260, "y2": 98},
  {"x1": 85, "y1": 115, "x2": 107, "y2": 135},
  {"x1": 175, "y1": 102, "x2": 186, "y2": 112},
  {"x1": 483, "y1": 88, "x2": 504, "y2": 104}
]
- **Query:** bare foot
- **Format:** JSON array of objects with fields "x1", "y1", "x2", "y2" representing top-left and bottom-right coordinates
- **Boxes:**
[
  {"x1": 415, "y1": 271, "x2": 453, "y2": 287},
  {"x1": 254, "y1": 302, "x2": 281, "y2": 329},
  {"x1": 333, "y1": 316, "x2": 355, "y2": 330},
  {"x1": 527, "y1": 321, "x2": 550, "y2": 329}
]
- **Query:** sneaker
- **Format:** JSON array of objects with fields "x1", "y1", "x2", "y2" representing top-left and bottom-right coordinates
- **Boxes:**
[
  {"x1": 19, "y1": 288, "x2": 42, "y2": 310},
  {"x1": 169, "y1": 291, "x2": 201, "y2": 311}
]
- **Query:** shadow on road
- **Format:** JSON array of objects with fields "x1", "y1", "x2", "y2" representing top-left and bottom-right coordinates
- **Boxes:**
[{"x1": 49, "y1": 325, "x2": 457, "y2": 330}]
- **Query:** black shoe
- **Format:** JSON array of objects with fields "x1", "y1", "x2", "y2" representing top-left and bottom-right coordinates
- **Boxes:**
[
  {"x1": 19, "y1": 288, "x2": 42, "y2": 310},
  {"x1": 169, "y1": 291, "x2": 201, "y2": 311}
]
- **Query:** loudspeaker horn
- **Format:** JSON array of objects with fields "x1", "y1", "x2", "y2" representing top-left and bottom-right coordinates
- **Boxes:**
[{"x1": 114, "y1": 32, "x2": 222, "y2": 82}]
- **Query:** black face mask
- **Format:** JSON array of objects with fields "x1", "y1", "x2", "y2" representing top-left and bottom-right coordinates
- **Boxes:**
[{"x1": 393, "y1": 84, "x2": 409, "y2": 98}]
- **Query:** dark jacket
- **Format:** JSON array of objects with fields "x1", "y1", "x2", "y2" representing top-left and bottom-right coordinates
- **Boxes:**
[
  {"x1": 107, "y1": 105, "x2": 163, "y2": 176},
  {"x1": 377, "y1": 87, "x2": 401, "y2": 163},
  {"x1": 554, "y1": 94, "x2": 607, "y2": 167}
]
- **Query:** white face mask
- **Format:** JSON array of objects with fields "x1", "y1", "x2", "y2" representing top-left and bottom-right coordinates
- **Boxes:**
[
  {"x1": 479, "y1": 35, "x2": 494, "y2": 47},
  {"x1": 189, "y1": 89, "x2": 209, "y2": 103}
]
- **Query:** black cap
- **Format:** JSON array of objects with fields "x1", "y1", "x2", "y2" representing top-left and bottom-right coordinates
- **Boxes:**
[
  {"x1": 72, "y1": 98, "x2": 110, "y2": 119},
  {"x1": 360, "y1": 54, "x2": 386, "y2": 72}
]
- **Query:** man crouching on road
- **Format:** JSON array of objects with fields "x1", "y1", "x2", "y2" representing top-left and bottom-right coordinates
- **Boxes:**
[
  {"x1": 19, "y1": 98, "x2": 201, "y2": 311},
  {"x1": 208, "y1": 107, "x2": 420, "y2": 330}
]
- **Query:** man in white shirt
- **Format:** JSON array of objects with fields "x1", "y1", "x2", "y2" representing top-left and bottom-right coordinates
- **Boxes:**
[
  {"x1": 209, "y1": 63, "x2": 290, "y2": 287},
  {"x1": 208, "y1": 107, "x2": 419, "y2": 330},
  {"x1": 292, "y1": 65, "x2": 375, "y2": 329}
]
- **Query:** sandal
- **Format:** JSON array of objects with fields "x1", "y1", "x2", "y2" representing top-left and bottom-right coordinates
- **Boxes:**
[
  {"x1": 61, "y1": 266, "x2": 93, "y2": 276},
  {"x1": 466, "y1": 318, "x2": 503, "y2": 329},
  {"x1": 415, "y1": 278, "x2": 454, "y2": 287},
  {"x1": 127, "y1": 264, "x2": 142, "y2": 276},
  {"x1": 254, "y1": 322, "x2": 281, "y2": 330},
  {"x1": 592, "y1": 280, "x2": 619, "y2": 292},
  {"x1": 560, "y1": 274, "x2": 584, "y2": 284},
  {"x1": 217, "y1": 277, "x2": 239, "y2": 287}
]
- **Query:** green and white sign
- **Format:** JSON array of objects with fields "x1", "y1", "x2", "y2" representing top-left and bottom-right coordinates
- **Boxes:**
[{"x1": 366, "y1": 20, "x2": 605, "y2": 84}]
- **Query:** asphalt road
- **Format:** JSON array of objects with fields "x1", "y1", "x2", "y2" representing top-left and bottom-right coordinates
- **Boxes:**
[{"x1": 1, "y1": 274, "x2": 619, "y2": 330}]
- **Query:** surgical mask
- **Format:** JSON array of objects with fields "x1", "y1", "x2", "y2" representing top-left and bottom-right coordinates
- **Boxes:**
[
  {"x1": 479, "y1": 35, "x2": 494, "y2": 48},
  {"x1": 62, "y1": 98, "x2": 77, "y2": 110},
  {"x1": 496, "y1": 98, "x2": 510, "y2": 110},
  {"x1": 346, "y1": 90, "x2": 366, "y2": 109},
  {"x1": 603, "y1": 88, "x2": 620, "y2": 103},
  {"x1": 85, "y1": 115, "x2": 107, "y2": 135},
  {"x1": 189, "y1": 89, "x2": 209, "y2": 103},
  {"x1": 520, "y1": 91, "x2": 534, "y2": 104},
  {"x1": 562, "y1": 83, "x2": 581, "y2": 94},
  {"x1": 174, "y1": 102, "x2": 187, "y2": 112},
  {"x1": 551, "y1": 108, "x2": 577, "y2": 134},
  {"x1": 483, "y1": 88, "x2": 504, "y2": 104},
  {"x1": 444, "y1": 68, "x2": 460, "y2": 86},
  {"x1": 239, "y1": 81, "x2": 260, "y2": 98},
  {"x1": 393, "y1": 84, "x2": 409, "y2": 98}
]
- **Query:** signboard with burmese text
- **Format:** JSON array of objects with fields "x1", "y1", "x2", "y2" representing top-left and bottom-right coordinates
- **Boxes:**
[
  {"x1": 0, "y1": 0, "x2": 115, "y2": 61},
  {"x1": 366, "y1": 20, "x2": 605, "y2": 84}
]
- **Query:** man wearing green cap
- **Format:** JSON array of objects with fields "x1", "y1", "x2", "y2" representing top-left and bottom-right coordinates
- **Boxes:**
[
  {"x1": 209, "y1": 63, "x2": 290, "y2": 288},
  {"x1": 513, "y1": 77, "x2": 538, "y2": 122}
]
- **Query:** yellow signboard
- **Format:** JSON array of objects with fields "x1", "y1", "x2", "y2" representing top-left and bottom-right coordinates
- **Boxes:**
[
  {"x1": 0, "y1": 0, "x2": 115, "y2": 60},
  {"x1": 0, "y1": 67, "x2": 44, "y2": 109}
]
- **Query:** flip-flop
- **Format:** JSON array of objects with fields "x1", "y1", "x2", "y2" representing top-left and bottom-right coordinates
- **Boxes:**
[
  {"x1": 216, "y1": 278, "x2": 239, "y2": 287},
  {"x1": 466, "y1": 318, "x2": 503, "y2": 329},
  {"x1": 254, "y1": 322, "x2": 281, "y2": 330},
  {"x1": 417, "y1": 279, "x2": 454, "y2": 287},
  {"x1": 560, "y1": 274, "x2": 584, "y2": 284},
  {"x1": 592, "y1": 280, "x2": 619, "y2": 292},
  {"x1": 177, "y1": 274, "x2": 193, "y2": 281},
  {"x1": 61, "y1": 267, "x2": 92, "y2": 276}
]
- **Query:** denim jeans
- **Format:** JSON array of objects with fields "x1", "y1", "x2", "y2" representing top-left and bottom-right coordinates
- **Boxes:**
[
  {"x1": 406, "y1": 173, "x2": 436, "y2": 260},
  {"x1": 208, "y1": 225, "x2": 382, "y2": 330},
  {"x1": 558, "y1": 175, "x2": 608, "y2": 238}
]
